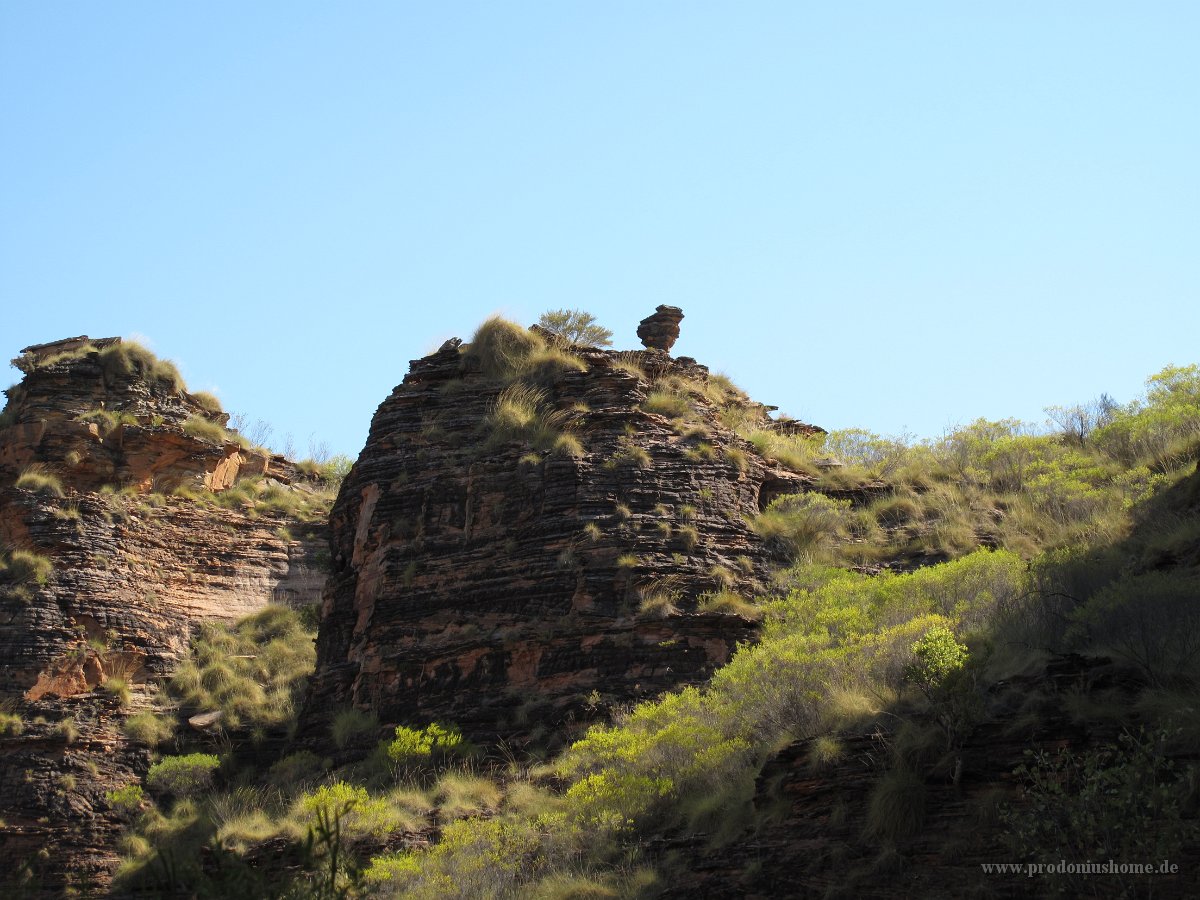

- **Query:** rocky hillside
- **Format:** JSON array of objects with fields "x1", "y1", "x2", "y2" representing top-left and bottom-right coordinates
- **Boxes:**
[
  {"x1": 0, "y1": 336, "x2": 331, "y2": 890},
  {"x1": 304, "y1": 314, "x2": 817, "y2": 744}
]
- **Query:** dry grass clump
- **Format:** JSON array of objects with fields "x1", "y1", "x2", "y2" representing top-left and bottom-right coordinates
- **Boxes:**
[
  {"x1": 14, "y1": 465, "x2": 65, "y2": 497},
  {"x1": 182, "y1": 415, "x2": 231, "y2": 444},
  {"x1": 642, "y1": 391, "x2": 691, "y2": 419},
  {"x1": 99, "y1": 341, "x2": 185, "y2": 393},
  {"x1": 463, "y1": 316, "x2": 545, "y2": 378},
  {"x1": 697, "y1": 590, "x2": 762, "y2": 620},
  {"x1": 189, "y1": 390, "x2": 224, "y2": 415},
  {"x1": 487, "y1": 383, "x2": 583, "y2": 456},
  {"x1": 1, "y1": 548, "x2": 54, "y2": 601},
  {"x1": 168, "y1": 605, "x2": 315, "y2": 730}
]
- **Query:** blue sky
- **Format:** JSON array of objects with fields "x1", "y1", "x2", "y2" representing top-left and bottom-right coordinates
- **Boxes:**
[{"x1": 3, "y1": 3, "x2": 1197, "y2": 459}]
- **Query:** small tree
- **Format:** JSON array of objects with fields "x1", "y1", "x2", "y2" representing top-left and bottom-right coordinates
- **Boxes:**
[{"x1": 537, "y1": 309, "x2": 613, "y2": 347}]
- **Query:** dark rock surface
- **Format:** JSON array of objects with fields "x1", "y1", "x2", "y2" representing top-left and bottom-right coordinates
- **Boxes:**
[{"x1": 303, "y1": 337, "x2": 809, "y2": 744}]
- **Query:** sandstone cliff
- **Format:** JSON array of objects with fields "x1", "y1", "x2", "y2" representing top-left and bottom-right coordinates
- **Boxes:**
[
  {"x1": 0, "y1": 337, "x2": 330, "y2": 890},
  {"x1": 304, "y1": 324, "x2": 814, "y2": 743}
]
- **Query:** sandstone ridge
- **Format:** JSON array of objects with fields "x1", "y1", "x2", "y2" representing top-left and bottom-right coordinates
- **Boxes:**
[{"x1": 304, "y1": 317, "x2": 818, "y2": 744}]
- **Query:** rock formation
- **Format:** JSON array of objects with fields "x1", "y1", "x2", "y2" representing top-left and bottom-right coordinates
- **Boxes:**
[
  {"x1": 304, "y1": 325, "x2": 811, "y2": 743},
  {"x1": 0, "y1": 337, "x2": 330, "y2": 891},
  {"x1": 636, "y1": 305, "x2": 684, "y2": 352}
]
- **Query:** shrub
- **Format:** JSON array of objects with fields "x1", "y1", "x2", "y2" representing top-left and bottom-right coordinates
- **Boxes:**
[
  {"x1": 537, "y1": 309, "x2": 613, "y2": 347},
  {"x1": 0, "y1": 712, "x2": 24, "y2": 735},
  {"x1": 293, "y1": 781, "x2": 404, "y2": 841},
  {"x1": 387, "y1": 722, "x2": 466, "y2": 764},
  {"x1": 464, "y1": 316, "x2": 545, "y2": 378},
  {"x1": 105, "y1": 783, "x2": 145, "y2": 813},
  {"x1": 1070, "y1": 572, "x2": 1200, "y2": 687},
  {"x1": 1001, "y1": 729, "x2": 1195, "y2": 894},
  {"x1": 146, "y1": 753, "x2": 221, "y2": 798},
  {"x1": 904, "y1": 625, "x2": 968, "y2": 695}
]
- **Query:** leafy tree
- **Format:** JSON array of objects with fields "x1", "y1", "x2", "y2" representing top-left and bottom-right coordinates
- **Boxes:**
[{"x1": 537, "y1": 309, "x2": 613, "y2": 347}]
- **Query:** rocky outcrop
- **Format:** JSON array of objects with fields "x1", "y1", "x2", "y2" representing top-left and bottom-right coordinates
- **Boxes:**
[
  {"x1": 2, "y1": 336, "x2": 298, "y2": 493},
  {"x1": 0, "y1": 695, "x2": 152, "y2": 894},
  {"x1": 0, "y1": 337, "x2": 331, "y2": 891},
  {"x1": 637, "y1": 305, "x2": 685, "y2": 352},
  {"x1": 304, "y1": 330, "x2": 811, "y2": 744},
  {"x1": 0, "y1": 338, "x2": 328, "y2": 695}
]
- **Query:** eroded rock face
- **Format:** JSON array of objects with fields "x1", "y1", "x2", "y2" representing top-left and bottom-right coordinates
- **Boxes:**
[
  {"x1": 0, "y1": 339, "x2": 330, "y2": 890},
  {"x1": 637, "y1": 305, "x2": 685, "y2": 352},
  {"x1": 304, "y1": 337, "x2": 809, "y2": 743},
  {"x1": 2, "y1": 337, "x2": 296, "y2": 493}
]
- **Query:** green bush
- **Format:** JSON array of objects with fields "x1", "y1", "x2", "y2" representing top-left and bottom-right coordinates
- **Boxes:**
[
  {"x1": 386, "y1": 722, "x2": 466, "y2": 764},
  {"x1": 146, "y1": 753, "x2": 221, "y2": 798},
  {"x1": 904, "y1": 625, "x2": 968, "y2": 694},
  {"x1": 105, "y1": 783, "x2": 145, "y2": 813},
  {"x1": 1070, "y1": 572, "x2": 1200, "y2": 687},
  {"x1": 537, "y1": 309, "x2": 613, "y2": 347},
  {"x1": 1001, "y1": 729, "x2": 1197, "y2": 894}
]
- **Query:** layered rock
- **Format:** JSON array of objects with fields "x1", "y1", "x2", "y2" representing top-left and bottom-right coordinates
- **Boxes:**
[
  {"x1": 637, "y1": 305, "x2": 685, "y2": 352},
  {"x1": 2, "y1": 336, "x2": 297, "y2": 493},
  {"x1": 304, "y1": 331, "x2": 812, "y2": 742},
  {"x1": 0, "y1": 337, "x2": 331, "y2": 890}
]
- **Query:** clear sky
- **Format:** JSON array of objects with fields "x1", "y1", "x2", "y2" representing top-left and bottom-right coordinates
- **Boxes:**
[{"x1": 3, "y1": 3, "x2": 1197, "y2": 459}]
